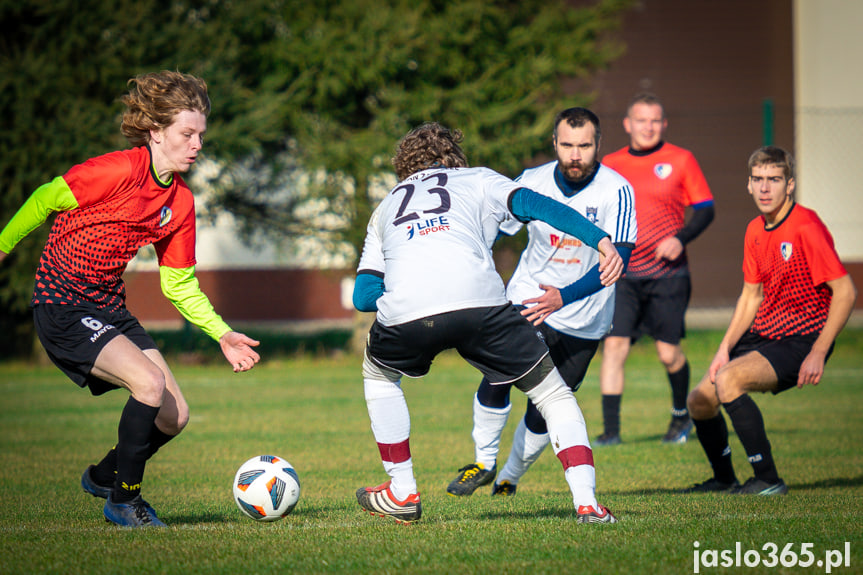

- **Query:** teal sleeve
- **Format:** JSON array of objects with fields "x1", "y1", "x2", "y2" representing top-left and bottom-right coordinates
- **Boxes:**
[
  {"x1": 353, "y1": 272, "x2": 385, "y2": 312},
  {"x1": 0, "y1": 177, "x2": 79, "y2": 253},
  {"x1": 559, "y1": 246, "x2": 632, "y2": 305},
  {"x1": 160, "y1": 266, "x2": 232, "y2": 341},
  {"x1": 509, "y1": 187, "x2": 608, "y2": 250}
]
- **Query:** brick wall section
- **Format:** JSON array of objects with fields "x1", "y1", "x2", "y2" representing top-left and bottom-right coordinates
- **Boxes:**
[{"x1": 123, "y1": 269, "x2": 354, "y2": 325}]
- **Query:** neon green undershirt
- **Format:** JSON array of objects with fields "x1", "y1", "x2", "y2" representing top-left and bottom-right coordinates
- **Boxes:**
[
  {"x1": 0, "y1": 177, "x2": 232, "y2": 342},
  {"x1": 0, "y1": 177, "x2": 79, "y2": 253},
  {"x1": 160, "y1": 266, "x2": 232, "y2": 342}
]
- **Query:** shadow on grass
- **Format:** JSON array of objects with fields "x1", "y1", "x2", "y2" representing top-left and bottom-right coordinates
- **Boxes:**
[
  {"x1": 791, "y1": 474, "x2": 863, "y2": 490},
  {"x1": 604, "y1": 474, "x2": 863, "y2": 497}
]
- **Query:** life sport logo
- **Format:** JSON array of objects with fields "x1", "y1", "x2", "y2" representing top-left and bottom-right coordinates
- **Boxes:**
[{"x1": 406, "y1": 216, "x2": 451, "y2": 240}]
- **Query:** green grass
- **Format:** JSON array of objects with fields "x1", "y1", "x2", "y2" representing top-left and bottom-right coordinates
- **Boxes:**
[{"x1": 1, "y1": 330, "x2": 861, "y2": 574}]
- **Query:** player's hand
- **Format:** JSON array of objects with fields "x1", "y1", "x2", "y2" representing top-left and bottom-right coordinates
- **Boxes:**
[
  {"x1": 597, "y1": 237, "x2": 623, "y2": 286},
  {"x1": 655, "y1": 236, "x2": 684, "y2": 262},
  {"x1": 797, "y1": 349, "x2": 827, "y2": 387},
  {"x1": 521, "y1": 284, "x2": 563, "y2": 326},
  {"x1": 708, "y1": 349, "x2": 730, "y2": 384},
  {"x1": 220, "y1": 331, "x2": 261, "y2": 373}
]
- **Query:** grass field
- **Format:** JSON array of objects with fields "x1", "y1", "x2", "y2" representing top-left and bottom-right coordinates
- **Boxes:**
[{"x1": 1, "y1": 329, "x2": 861, "y2": 574}]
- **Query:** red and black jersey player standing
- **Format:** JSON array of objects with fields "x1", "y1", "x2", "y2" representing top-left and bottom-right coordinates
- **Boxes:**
[
  {"x1": 0, "y1": 71, "x2": 261, "y2": 527},
  {"x1": 598, "y1": 93, "x2": 715, "y2": 447},
  {"x1": 683, "y1": 146, "x2": 856, "y2": 495}
]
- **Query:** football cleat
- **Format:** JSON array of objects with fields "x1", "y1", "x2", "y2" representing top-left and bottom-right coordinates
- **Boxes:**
[
  {"x1": 662, "y1": 416, "x2": 693, "y2": 444},
  {"x1": 576, "y1": 503, "x2": 617, "y2": 524},
  {"x1": 594, "y1": 433, "x2": 621, "y2": 447},
  {"x1": 81, "y1": 465, "x2": 113, "y2": 499},
  {"x1": 491, "y1": 480, "x2": 517, "y2": 497},
  {"x1": 446, "y1": 463, "x2": 496, "y2": 497},
  {"x1": 356, "y1": 481, "x2": 422, "y2": 524},
  {"x1": 730, "y1": 477, "x2": 788, "y2": 496},
  {"x1": 104, "y1": 494, "x2": 166, "y2": 527},
  {"x1": 679, "y1": 477, "x2": 740, "y2": 494}
]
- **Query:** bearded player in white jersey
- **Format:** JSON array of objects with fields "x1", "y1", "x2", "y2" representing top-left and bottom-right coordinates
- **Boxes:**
[
  {"x1": 445, "y1": 107, "x2": 637, "y2": 500},
  {"x1": 352, "y1": 122, "x2": 624, "y2": 524}
]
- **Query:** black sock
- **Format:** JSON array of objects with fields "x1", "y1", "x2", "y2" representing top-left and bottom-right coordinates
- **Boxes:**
[
  {"x1": 113, "y1": 397, "x2": 159, "y2": 503},
  {"x1": 146, "y1": 427, "x2": 176, "y2": 460},
  {"x1": 91, "y1": 447, "x2": 118, "y2": 486},
  {"x1": 668, "y1": 361, "x2": 690, "y2": 416},
  {"x1": 602, "y1": 394, "x2": 622, "y2": 436},
  {"x1": 476, "y1": 377, "x2": 511, "y2": 409},
  {"x1": 723, "y1": 394, "x2": 779, "y2": 483},
  {"x1": 91, "y1": 426, "x2": 175, "y2": 488},
  {"x1": 692, "y1": 414, "x2": 737, "y2": 484}
]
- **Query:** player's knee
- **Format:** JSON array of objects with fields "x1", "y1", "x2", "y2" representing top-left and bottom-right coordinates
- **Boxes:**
[
  {"x1": 713, "y1": 369, "x2": 744, "y2": 404},
  {"x1": 133, "y1": 365, "x2": 167, "y2": 407},
  {"x1": 602, "y1": 337, "x2": 630, "y2": 363},
  {"x1": 657, "y1": 345, "x2": 684, "y2": 370},
  {"x1": 687, "y1": 385, "x2": 717, "y2": 419},
  {"x1": 174, "y1": 402, "x2": 190, "y2": 432}
]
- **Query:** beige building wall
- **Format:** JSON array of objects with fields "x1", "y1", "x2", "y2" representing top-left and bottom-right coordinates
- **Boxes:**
[{"x1": 794, "y1": 0, "x2": 863, "y2": 260}]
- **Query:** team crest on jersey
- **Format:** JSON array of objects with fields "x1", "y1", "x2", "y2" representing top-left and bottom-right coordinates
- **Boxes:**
[
  {"x1": 159, "y1": 206, "x2": 173, "y2": 227},
  {"x1": 586, "y1": 206, "x2": 599, "y2": 224},
  {"x1": 654, "y1": 163, "x2": 673, "y2": 180},
  {"x1": 780, "y1": 242, "x2": 793, "y2": 261}
]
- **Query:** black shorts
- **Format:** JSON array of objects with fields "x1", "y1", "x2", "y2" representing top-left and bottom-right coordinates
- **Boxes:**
[
  {"x1": 366, "y1": 304, "x2": 548, "y2": 383},
  {"x1": 33, "y1": 304, "x2": 157, "y2": 396},
  {"x1": 537, "y1": 323, "x2": 600, "y2": 393},
  {"x1": 608, "y1": 276, "x2": 691, "y2": 344},
  {"x1": 730, "y1": 331, "x2": 833, "y2": 394}
]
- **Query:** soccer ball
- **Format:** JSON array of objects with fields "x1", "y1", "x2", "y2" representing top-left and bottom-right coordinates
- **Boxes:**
[{"x1": 232, "y1": 455, "x2": 301, "y2": 521}]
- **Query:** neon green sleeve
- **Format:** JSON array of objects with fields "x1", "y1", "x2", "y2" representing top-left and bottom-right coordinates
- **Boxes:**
[
  {"x1": 160, "y1": 265, "x2": 233, "y2": 342},
  {"x1": 0, "y1": 177, "x2": 79, "y2": 253}
]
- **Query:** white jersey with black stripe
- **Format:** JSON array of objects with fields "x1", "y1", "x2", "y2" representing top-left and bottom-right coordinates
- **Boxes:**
[
  {"x1": 503, "y1": 161, "x2": 637, "y2": 339},
  {"x1": 357, "y1": 167, "x2": 522, "y2": 327}
]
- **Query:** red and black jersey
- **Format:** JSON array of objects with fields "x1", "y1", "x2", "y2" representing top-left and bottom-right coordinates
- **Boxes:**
[
  {"x1": 33, "y1": 146, "x2": 197, "y2": 312},
  {"x1": 744, "y1": 203, "x2": 847, "y2": 339},
  {"x1": 602, "y1": 142, "x2": 712, "y2": 279}
]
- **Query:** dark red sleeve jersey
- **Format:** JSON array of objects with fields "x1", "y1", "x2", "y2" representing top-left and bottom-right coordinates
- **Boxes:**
[
  {"x1": 602, "y1": 143, "x2": 712, "y2": 279},
  {"x1": 33, "y1": 146, "x2": 197, "y2": 311},
  {"x1": 743, "y1": 204, "x2": 848, "y2": 339}
]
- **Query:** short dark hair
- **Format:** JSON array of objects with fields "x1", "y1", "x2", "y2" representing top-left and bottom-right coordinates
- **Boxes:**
[
  {"x1": 553, "y1": 107, "x2": 601, "y2": 145},
  {"x1": 626, "y1": 92, "x2": 664, "y2": 117},
  {"x1": 748, "y1": 146, "x2": 795, "y2": 180}
]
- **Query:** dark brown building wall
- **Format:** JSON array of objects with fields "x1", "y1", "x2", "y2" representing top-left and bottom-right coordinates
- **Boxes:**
[
  {"x1": 123, "y1": 269, "x2": 354, "y2": 326},
  {"x1": 583, "y1": 0, "x2": 796, "y2": 307}
]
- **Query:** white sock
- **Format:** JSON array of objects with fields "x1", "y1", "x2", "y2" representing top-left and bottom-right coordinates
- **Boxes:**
[
  {"x1": 363, "y1": 374, "x2": 417, "y2": 498},
  {"x1": 472, "y1": 393, "x2": 511, "y2": 468},
  {"x1": 525, "y1": 367, "x2": 596, "y2": 509},
  {"x1": 498, "y1": 417, "x2": 549, "y2": 485},
  {"x1": 565, "y1": 466, "x2": 597, "y2": 510}
]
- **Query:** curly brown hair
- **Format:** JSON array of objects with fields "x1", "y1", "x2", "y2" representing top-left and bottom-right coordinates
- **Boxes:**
[
  {"x1": 120, "y1": 71, "x2": 210, "y2": 147},
  {"x1": 391, "y1": 122, "x2": 468, "y2": 181}
]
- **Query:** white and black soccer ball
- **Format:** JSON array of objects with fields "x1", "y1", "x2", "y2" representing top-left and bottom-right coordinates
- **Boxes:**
[{"x1": 232, "y1": 455, "x2": 301, "y2": 521}]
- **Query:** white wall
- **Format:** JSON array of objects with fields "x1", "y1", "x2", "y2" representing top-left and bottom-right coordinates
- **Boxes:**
[{"x1": 794, "y1": 0, "x2": 863, "y2": 260}]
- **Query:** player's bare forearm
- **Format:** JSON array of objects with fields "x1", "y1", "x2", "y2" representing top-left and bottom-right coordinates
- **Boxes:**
[
  {"x1": 0, "y1": 250, "x2": 6, "y2": 264},
  {"x1": 811, "y1": 275, "x2": 857, "y2": 357},
  {"x1": 220, "y1": 331, "x2": 261, "y2": 373},
  {"x1": 717, "y1": 282, "x2": 762, "y2": 355}
]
